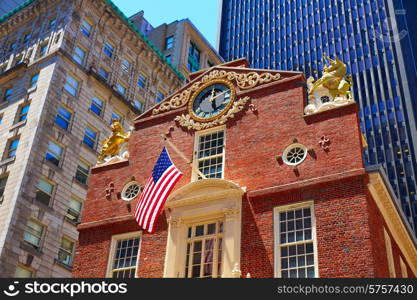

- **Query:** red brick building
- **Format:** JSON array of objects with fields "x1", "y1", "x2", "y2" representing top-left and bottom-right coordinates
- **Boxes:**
[{"x1": 73, "y1": 60, "x2": 417, "y2": 278}]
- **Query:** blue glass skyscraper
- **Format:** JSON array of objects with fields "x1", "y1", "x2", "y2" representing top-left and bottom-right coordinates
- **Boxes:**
[{"x1": 219, "y1": 0, "x2": 417, "y2": 234}]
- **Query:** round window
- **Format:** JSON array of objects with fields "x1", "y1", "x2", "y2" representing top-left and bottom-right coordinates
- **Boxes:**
[
  {"x1": 283, "y1": 143, "x2": 308, "y2": 166},
  {"x1": 121, "y1": 181, "x2": 141, "y2": 201}
]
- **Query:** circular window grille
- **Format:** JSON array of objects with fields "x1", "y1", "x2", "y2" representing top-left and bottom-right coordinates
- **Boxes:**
[
  {"x1": 121, "y1": 181, "x2": 141, "y2": 201},
  {"x1": 283, "y1": 143, "x2": 308, "y2": 166}
]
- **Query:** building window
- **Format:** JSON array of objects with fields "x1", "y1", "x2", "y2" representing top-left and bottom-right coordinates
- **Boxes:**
[
  {"x1": 116, "y1": 83, "x2": 126, "y2": 95},
  {"x1": 38, "y1": 43, "x2": 48, "y2": 58},
  {"x1": 188, "y1": 42, "x2": 201, "y2": 72},
  {"x1": 8, "y1": 41, "x2": 16, "y2": 52},
  {"x1": 110, "y1": 111, "x2": 123, "y2": 124},
  {"x1": 55, "y1": 105, "x2": 72, "y2": 130},
  {"x1": 274, "y1": 203, "x2": 317, "y2": 278},
  {"x1": 194, "y1": 129, "x2": 225, "y2": 180},
  {"x1": 45, "y1": 141, "x2": 63, "y2": 166},
  {"x1": 137, "y1": 74, "x2": 147, "y2": 88},
  {"x1": 166, "y1": 55, "x2": 172, "y2": 63},
  {"x1": 98, "y1": 68, "x2": 110, "y2": 80},
  {"x1": 0, "y1": 175, "x2": 8, "y2": 198},
  {"x1": 22, "y1": 33, "x2": 32, "y2": 44},
  {"x1": 29, "y1": 73, "x2": 39, "y2": 89},
  {"x1": 3, "y1": 88, "x2": 13, "y2": 102},
  {"x1": 23, "y1": 219, "x2": 45, "y2": 249},
  {"x1": 121, "y1": 181, "x2": 141, "y2": 201},
  {"x1": 121, "y1": 58, "x2": 130, "y2": 73},
  {"x1": 133, "y1": 99, "x2": 143, "y2": 112},
  {"x1": 90, "y1": 97, "x2": 104, "y2": 116},
  {"x1": 107, "y1": 233, "x2": 141, "y2": 278},
  {"x1": 103, "y1": 41, "x2": 114, "y2": 58},
  {"x1": 75, "y1": 160, "x2": 90, "y2": 185},
  {"x1": 282, "y1": 143, "x2": 308, "y2": 166},
  {"x1": 14, "y1": 55, "x2": 24, "y2": 66},
  {"x1": 80, "y1": 19, "x2": 93, "y2": 37},
  {"x1": 17, "y1": 103, "x2": 30, "y2": 122},
  {"x1": 83, "y1": 126, "x2": 98, "y2": 149},
  {"x1": 35, "y1": 178, "x2": 54, "y2": 206},
  {"x1": 6, "y1": 138, "x2": 19, "y2": 159},
  {"x1": 66, "y1": 195, "x2": 82, "y2": 223},
  {"x1": 15, "y1": 265, "x2": 34, "y2": 278},
  {"x1": 73, "y1": 46, "x2": 86, "y2": 65},
  {"x1": 64, "y1": 75, "x2": 79, "y2": 96},
  {"x1": 165, "y1": 36, "x2": 174, "y2": 50},
  {"x1": 185, "y1": 221, "x2": 223, "y2": 278},
  {"x1": 58, "y1": 237, "x2": 75, "y2": 266},
  {"x1": 156, "y1": 91, "x2": 165, "y2": 103},
  {"x1": 47, "y1": 17, "x2": 57, "y2": 30}
]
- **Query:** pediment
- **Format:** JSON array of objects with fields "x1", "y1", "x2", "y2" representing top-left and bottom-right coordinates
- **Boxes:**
[
  {"x1": 135, "y1": 59, "x2": 304, "y2": 129},
  {"x1": 166, "y1": 179, "x2": 245, "y2": 209}
]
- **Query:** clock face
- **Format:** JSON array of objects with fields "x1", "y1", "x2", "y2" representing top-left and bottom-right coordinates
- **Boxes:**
[{"x1": 190, "y1": 82, "x2": 234, "y2": 122}]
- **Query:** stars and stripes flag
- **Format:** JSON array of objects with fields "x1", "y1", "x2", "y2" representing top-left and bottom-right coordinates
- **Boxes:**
[{"x1": 134, "y1": 147, "x2": 183, "y2": 233}]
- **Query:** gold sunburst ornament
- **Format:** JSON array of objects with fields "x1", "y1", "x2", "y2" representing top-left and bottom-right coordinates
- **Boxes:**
[{"x1": 188, "y1": 80, "x2": 236, "y2": 123}]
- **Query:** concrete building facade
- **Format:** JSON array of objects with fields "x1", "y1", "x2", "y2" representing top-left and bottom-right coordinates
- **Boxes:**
[
  {"x1": 0, "y1": 0, "x2": 184, "y2": 278},
  {"x1": 129, "y1": 13, "x2": 223, "y2": 79},
  {"x1": 73, "y1": 59, "x2": 417, "y2": 278}
]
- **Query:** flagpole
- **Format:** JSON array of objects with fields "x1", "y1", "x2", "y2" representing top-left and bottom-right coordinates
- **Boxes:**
[{"x1": 161, "y1": 134, "x2": 207, "y2": 179}]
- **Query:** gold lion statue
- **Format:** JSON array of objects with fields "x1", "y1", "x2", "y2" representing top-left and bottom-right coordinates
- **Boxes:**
[
  {"x1": 98, "y1": 119, "x2": 131, "y2": 162},
  {"x1": 308, "y1": 54, "x2": 353, "y2": 99}
]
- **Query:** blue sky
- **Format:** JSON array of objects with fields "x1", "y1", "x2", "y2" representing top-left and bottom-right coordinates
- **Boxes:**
[{"x1": 112, "y1": 0, "x2": 221, "y2": 49}]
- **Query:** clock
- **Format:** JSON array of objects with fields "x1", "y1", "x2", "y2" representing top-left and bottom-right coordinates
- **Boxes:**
[{"x1": 189, "y1": 80, "x2": 235, "y2": 122}]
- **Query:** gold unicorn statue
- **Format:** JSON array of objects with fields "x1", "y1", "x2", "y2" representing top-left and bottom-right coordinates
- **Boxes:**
[
  {"x1": 308, "y1": 54, "x2": 353, "y2": 99},
  {"x1": 98, "y1": 119, "x2": 131, "y2": 162}
]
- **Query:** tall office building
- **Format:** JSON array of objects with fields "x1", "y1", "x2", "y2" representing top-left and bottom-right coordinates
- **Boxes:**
[
  {"x1": 0, "y1": 0, "x2": 184, "y2": 277},
  {"x1": 218, "y1": 0, "x2": 417, "y2": 234}
]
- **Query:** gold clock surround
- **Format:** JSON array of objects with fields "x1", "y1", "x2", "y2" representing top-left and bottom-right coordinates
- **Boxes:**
[{"x1": 188, "y1": 79, "x2": 236, "y2": 123}]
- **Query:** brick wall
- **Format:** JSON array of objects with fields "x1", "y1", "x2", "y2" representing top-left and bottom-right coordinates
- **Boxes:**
[{"x1": 73, "y1": 66, "x2": 415, "y2": 278}]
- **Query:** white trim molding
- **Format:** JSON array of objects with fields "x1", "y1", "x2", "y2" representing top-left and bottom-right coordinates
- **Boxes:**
[
  {"x1": 368, "y1": 171, "x2": 417, "y2": 276},
  {"x1": 164, "y1": 178, "x2": 245, "y2": 278},
  {"x1": 105, "y1": 231, "x2": 142, "y2": 278},
  {"x1": 273, "y1": 201, "x2": 319, "y2": 278}
]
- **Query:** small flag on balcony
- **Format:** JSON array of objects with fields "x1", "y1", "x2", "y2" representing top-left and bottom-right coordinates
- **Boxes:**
[{"x1": 134, "y1": 147, "x2": 182, "y2": 233}]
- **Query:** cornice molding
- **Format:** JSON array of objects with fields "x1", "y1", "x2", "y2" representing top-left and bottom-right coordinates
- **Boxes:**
[
  {"x1": 166, "y1": 179, "x2": 245, "y2": 209},
  {"x1": 152, "y1": 70, "x2": 283, "y2": 117},
  {"x1": 368, "y1": 172, "x2": 417, "y2": 276}
]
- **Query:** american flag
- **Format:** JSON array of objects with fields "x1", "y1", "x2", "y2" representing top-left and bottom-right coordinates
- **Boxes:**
[{"x1": 134, "y1": 147, "x2": 182, "y2": 233}]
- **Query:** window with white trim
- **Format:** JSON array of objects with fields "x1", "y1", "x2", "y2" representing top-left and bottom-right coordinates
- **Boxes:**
[
  {"x1": 108, "y1": 233, "x2": 141, "y2": 278},
  {"x1": 274, "y1": 203, "x2": 317, "y2": 278},
  {"x1": 194, "y1": 128, "x2": 225, "y2": 180},
  {"x1": 185, "y1": 221, "x2": 223, "y2": 278}
]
